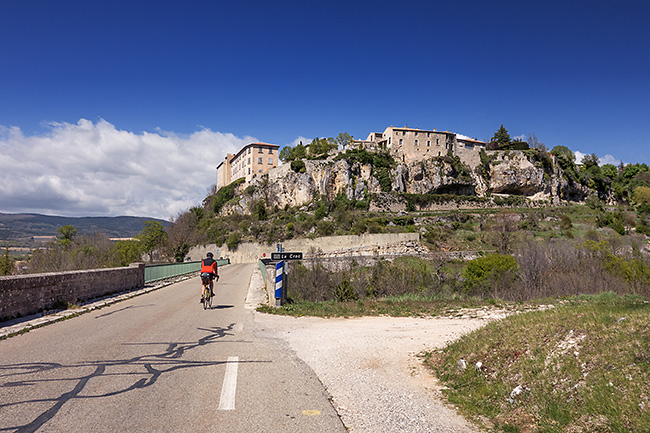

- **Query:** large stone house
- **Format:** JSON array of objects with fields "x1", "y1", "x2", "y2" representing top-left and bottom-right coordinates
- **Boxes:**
[
  {"x1": 216, "y1": 142, "x2": 280, "y2": 190},
  {"x1": 350, "y1": 126, "x2": 486, "y2": 167}
]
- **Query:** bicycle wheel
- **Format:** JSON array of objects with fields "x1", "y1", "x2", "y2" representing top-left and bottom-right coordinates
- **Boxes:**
[
  {"x1": 207, "y1": 289, "x2": 213, "y2": 309},
  {"x1": 203, "y1": 287, "x2": 209, "y2": 310}
]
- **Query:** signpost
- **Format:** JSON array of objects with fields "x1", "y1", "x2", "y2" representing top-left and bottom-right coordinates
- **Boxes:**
[
  {"x1": 268, "y1": 244, "x2": 303, "y2": 307},
  {"x1": 271, "y1": 252, "x2": 303, "y2": 261}
]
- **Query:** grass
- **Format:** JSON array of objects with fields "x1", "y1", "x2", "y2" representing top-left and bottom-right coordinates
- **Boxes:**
[
  {"x1": 425, "y1": 292, "x2": 650, "y2": 432},
  {"x1": 257, "y1": 293, "x2": 510, "y2": 318}
]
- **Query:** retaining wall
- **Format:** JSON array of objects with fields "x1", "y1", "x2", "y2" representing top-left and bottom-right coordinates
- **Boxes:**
[
  {"x1": 188, "y1": 233, "x2": 421, "y2": 264},
  {"x1": 0, "y1": 263, "x2": 145, "y2": 321}
]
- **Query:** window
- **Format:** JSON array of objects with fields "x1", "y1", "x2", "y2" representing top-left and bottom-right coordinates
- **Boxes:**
[
  {"x1": 248, "y1": 167, "x2": 250, "y2": 174},
  {"x1": 258, "y1": 169, "x2": 262, "y2": 173},
  {"x1": 258, "y1": 157, "x2": 262, "y2": 164},
  {"x1": 436, "y1": 139, "x2": 439, "y2": 145},
  {"x1": 402, "y1": 131, "x2": 406, "y2": 136},
  {"x1": 414, "y1": 139, "x2": 419, "y2": 146},
  {"x1": 258, "y1": 148, "x2": 263, "y2": 153},
  {"x1": 427, "y1": 140, "x2": 431, "y2": 147},
  {"x1": 399, "y1": 138, "x2": 403, "y2": 145},
  {"x1": 268, "y1": 148, "x2": 273, "y2": 154},
  {"x1": 268, "y1": 158, "x2": 273, "y2": 164},
  {"x1": 248, "y1": 148, "x2": 251, "y2": 154},
  {"x1": 427, "y1": 132, "x2": 430, "y2": 137},
  {"x1": 415, "y1": 131, "x2": 418, "y2": 136},
  {"x1": 389, "y1": 137, "x2": 392, "y2": 145},
  {"x1": 248, "y1": 157, "x2": 251, "y2": 164}
]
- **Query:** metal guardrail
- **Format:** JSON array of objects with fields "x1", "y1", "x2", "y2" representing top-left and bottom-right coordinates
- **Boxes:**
[{"x1": 144, "y1": 259, "x2": 229, "y2": 284}]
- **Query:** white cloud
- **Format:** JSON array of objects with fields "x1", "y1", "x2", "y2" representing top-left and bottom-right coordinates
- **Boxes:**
[
  {"x1": 0, "y1": 119, "x2": 256, "y2": 220},
  {"x1": 290, "y1": 136, "x2": 311, "y2": 147},
  {"x1": 573, "y1": 150, "x2": 622, "y2": 166},
  {"x1": 598, "y1": 154, "x2": 622, "y2": 166},
  {"x1": 574, "y1": 151, "x2": 588, "y2": 164}
]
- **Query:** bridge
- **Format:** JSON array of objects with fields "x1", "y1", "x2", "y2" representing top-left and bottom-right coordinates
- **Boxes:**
[{"x1": 0, "y1": 263, "x2": 346, "y2": 432}]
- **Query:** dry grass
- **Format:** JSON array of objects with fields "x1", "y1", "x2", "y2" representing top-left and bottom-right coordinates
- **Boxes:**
[{"x1": 427, "y1": 293, "x2": 650, "y2": 433}]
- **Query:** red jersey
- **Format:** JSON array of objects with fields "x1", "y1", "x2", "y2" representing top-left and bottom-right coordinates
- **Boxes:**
[{"x1": 201, "y1": 258, "x2": 218, "y2": 275}]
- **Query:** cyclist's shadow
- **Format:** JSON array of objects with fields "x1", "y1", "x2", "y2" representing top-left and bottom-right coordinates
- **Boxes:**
[{"x1": 207, "y1": 304, "x2": 234, "y2": 310}]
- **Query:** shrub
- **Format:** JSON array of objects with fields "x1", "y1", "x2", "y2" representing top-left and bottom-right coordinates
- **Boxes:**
[
  {"x1": 317, "y1": 220, "x2": 335, "y2": 236},
  {"x1": 334, "y1": 279, "x2": 358, "y2": 302},
  {"x1": 463, "y1": 254, "x2": 518, "y2": 295},
  {"x1": 211, "y1": 178, "x2": 245, "y2": 214},
  {"x1": 225, "y1": 232, "x2": 241, "y2": 250},
  {"x1": 374, "y1": 167, "x2": 392, "y2": 192},
  {"x1": 290, "y1": 159, "x2": 306, "y2": 173}
]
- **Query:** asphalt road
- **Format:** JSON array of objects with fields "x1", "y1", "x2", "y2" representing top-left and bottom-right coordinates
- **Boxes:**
[{"x1": 0, "y1": 263, "x2": 346, "y2": 433}]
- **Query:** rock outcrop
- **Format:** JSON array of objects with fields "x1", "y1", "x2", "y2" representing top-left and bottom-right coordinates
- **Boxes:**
[{"x1": 220, "y1": 150, "x2": 589, "y2": 215}]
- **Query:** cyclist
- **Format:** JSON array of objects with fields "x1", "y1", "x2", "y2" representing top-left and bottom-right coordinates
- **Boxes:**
[{"x1": 200, "y1": 252, "x2": 219, "y2": 303}]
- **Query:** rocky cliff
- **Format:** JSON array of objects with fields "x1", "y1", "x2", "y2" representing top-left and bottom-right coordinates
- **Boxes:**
[{"x1": 222, "y1": 150, "x2": 590, "y2": 215}]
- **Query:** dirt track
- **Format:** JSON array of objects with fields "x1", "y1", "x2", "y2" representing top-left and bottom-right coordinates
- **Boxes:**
[{"x1": 253, "y1": 313, "x2": 502, "y2": 433}]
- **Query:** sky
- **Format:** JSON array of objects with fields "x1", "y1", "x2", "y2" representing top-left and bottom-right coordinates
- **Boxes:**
[{"x1": 1, "y1": 0, "x2": 649, "y2": 220}]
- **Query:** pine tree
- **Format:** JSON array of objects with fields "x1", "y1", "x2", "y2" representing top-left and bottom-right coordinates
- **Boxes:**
[{"x1": 491, "y1": 124, "x2": 511, "y2": 148}]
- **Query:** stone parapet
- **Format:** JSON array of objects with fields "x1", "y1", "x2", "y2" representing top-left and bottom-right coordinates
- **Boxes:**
[{"x1": 0, "y1": 263, "x2": 145, "y2": 321}]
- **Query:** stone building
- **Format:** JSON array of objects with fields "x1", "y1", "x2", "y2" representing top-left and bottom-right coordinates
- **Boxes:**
[
  {"x1": 352, "y1": 126, "x2": 486, "y2": 168},
  {"x1": 216, "y1": 142, "x2": 280, "y2": 190}
]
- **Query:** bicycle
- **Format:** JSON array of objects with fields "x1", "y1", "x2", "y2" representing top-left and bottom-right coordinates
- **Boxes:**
[{"x1": 201, "y1": 273, "x2": 213, "y2": 310}]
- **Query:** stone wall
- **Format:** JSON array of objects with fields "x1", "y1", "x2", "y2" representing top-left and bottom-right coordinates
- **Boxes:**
[
  {"x1": 0, "y1": 263, "x2": 145, "y2": 321},
  {"x1": 187, "y1": 233, "x2": 421, "y2": 264}
]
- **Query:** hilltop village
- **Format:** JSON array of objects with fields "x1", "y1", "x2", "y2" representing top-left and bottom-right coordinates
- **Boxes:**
[
  {"x1": 216, "y1": 126, "x2": 487, "y2": 191},
  {"x1": 211, "y1": 124, "x2": 586, "y2": 216}
]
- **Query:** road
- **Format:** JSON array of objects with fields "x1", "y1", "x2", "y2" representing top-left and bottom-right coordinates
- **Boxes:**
[{"x1": 0, "y1": 263, "x2": 346, "y2": 433}]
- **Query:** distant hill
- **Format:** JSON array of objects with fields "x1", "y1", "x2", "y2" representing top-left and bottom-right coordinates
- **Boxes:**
[{"x1": 0, "y1": 213, "x2": 169, "y2": 242}]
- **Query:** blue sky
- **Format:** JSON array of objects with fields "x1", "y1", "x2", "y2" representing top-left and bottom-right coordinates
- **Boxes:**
[{"x1": 1, "y1": 0, "x2": 649, "y2": 218}]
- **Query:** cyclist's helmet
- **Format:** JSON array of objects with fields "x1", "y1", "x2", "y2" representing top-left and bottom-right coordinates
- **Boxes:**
[{"x1": 206, "y1": 252, "x2": 214, "y2": 258}]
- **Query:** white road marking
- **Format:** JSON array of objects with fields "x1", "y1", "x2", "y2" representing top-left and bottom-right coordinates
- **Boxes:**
[{"x1": 218, "y1": 356, "x2": 239, "y2": 410}]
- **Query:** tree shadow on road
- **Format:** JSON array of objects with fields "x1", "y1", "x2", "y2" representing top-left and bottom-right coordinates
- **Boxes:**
[{"x1": 0, "y1": 324, "x2": 267, "y2": 433}]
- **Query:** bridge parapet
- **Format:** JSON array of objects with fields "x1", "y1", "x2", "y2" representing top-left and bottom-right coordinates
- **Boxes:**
[{"x1": 0, "y1": 263, "x2": 145, "y2": 322}]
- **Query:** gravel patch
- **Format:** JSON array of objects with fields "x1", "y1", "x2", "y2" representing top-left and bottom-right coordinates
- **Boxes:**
[{"x1": 254, "y1": 313, "x2": 498, "y2": 432}]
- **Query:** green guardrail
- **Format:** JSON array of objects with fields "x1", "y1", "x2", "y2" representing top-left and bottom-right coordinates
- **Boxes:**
[
  {"x1": 258, "y1": 260, "x2": 267, "y2": 284},
  {"x1": 144, "y1": 259, "x2": 229, "y2": 284}
]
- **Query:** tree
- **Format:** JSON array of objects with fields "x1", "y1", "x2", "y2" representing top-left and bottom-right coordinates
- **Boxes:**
[
  {"x1": 633, "y1": 186, "x2": 650, "y2": 205},
  {"x1": 166, "y1": 211, "x2": 199, "y2": 262},
  {"x1": 279, "y1": 142, "x2": 307, "y2": 163},
  {"x1": 0, "y1": 247, "x2": 14, "y2": 276},
  {"x1": 137, "y1": 221, "x2": 168, "y2": 263},
  {"x1": 255, "y1": 200, "x2": 268, "y2": 221},
  {"x1": 335, "y1": 132, "x2": 353, "y2": 149},
  {"x1": 527, "y1": 133, "x2": 546, "y2": 151},
  {"x1": 551, "y1": 145, "x2": 579, "y2": 183},
  {"x1": 491, "y1": 124, "x2": 511, "y2": 148},
  {"x1": 111, "y1": 240, "x2": 143, "y2": 267},
  {"x1": 491, "y1": 210, "x2": 518, "y2": 254},
  {"x1": 581, "y1": 153, "x2": 600, "y2": 168},
  {"x1": 308, "y1": 138, "x2": 337, "y2": 158},
  {"x1": 57, "y1": 225, "x2": 78, "y2": 250},
  {"x1": 601, "y1": 164, "x2": 619, "y2": 179}
]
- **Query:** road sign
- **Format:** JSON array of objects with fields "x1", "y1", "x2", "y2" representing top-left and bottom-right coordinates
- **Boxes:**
[{"x1": 271, "y1": 252, "x2": 303, "y2": 260}]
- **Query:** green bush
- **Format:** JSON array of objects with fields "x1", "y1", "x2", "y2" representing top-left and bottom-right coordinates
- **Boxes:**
[
  {"x1": 335, "y1": 279, "x2": 358, "y2": 301},
  {"x1": 375, "y1": 167, "x2": 392, "y2": 192},
  {"x1": 463, "y1": 253, "x2": 518, "y2": 295},
  {"x1": 225, "y1": 232, "x2": 241, "y2": 251},
  {"x1": 212, "y1": 178, "x2": 245, "y2": 214},
  {"x1": 290, "y1": 159, "x2": 306, "y2": 173}
]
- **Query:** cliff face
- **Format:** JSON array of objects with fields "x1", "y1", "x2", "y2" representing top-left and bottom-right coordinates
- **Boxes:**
[{"x1": 221, "y1": 150, "x2": 589, "y2": 215}]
